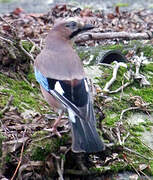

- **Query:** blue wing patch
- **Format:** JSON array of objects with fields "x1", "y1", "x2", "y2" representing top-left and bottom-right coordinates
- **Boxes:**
[
  {"x1": 34, "y1": 68, "x2": 51, "y2": 92},
  {"x1": 34, "y1": 68, "x2": 88, "y2": 107}
]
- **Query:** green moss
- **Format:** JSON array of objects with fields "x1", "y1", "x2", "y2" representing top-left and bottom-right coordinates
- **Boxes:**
[
  {"x1": 76, "y1": 44, "x2": 126, "y2": 65},
  {"x1": 52, "y1": 134, "x2": 70, "y2": 149},
  {"x1": 0, "y1": 73, "x2": 48, "y2": 113},
  {"x1": 5, "y1": 154, "x2": 11, "y2": 163},
  {"x1": 102, "y1": 97, "x2": 130, "y2": 126},
  {"x1": 149, "y1": 161, "x2": 153, "y2": 175},
  {"x1": 0, "y1": 0, "x2": 15, "y2": 2},
  {"x1": 77, "y1": 47, "x2": 99, "y2": 65},
  {"x1": 115, "y1": 3, "x2": 129, "y2": 7},
  {"x1": 131, "y1": 125, "x2": 145, "y2": 133},
  {"x1": 129, "y1": 131, "x2": 142, "y2": 137},
  {"x1": 104, "y1": 113, "x2": 120, "y2": 126},
  {"x1": 90, "y1": 161, "x2": 128, "y2": 174},
  {"x1": 127, "y1": 137, "x2": 151, "y2": 155},
  {"x1": 77, "y1": 42, "x2": 153, "y2": 66},
  {"x1": 0, "y1": 39, "x2": 153, "y2": 175},
  {"x1": 94, "y1": 47, "x2": 153, "y2": 175},
  {"x1": 32, "y1": 131, "x2": 49, "y2": 138},
  {"x1": 90, "y1": 166, "x2": 111, "y2": 174},
  {"x1": 131, "y1": 88, "x2": 153, "y2": 103},
  {"x1": 110, "y1": 161, "x2": 127, "y2": 172},
  {"x1": 31, "y1": 138, "x2": 59, "y2": 161},
  {"x1": 141, "y1": 46, "x2": 153, "y2": 58},
  {"x1": 31, "y1": 143, "x2": 52, "y2": 161},
  {"x1": 77, "y1": 50, "x2": 91, "y2": 61},
  {"x1": 27, "y1": 66, "x2": 37, "y2": 83},
  {"x1": 0, "y1": 133, "x2": 6, "y2": 157},
  {"x1": 96, "y1": 59, "x2": 153, "y2": 134},
  {"x1": 0, "y1": 94, "x2": 8, "y2": 108},
  {"x1": 90, "y1": 167, "x2": 102, "y2": 173},
  {"x1": 101, "y1": 44, "x2": 124, "y2": 51},
  {"x1": 142, "y1": 63, "x2": 153, "y2": 73},
  {"x1": 21, "y1": 40, "x2": 33, "y2": 52},
  {"x1": 145, "y1": 121, "x2": 153, "y2": 126},
  {"x1": 140, "y1": 121, "x2": 153, "y2": 128},
  {"x1": 146, "y1": 127, "x2": 151, "y2": 131},
  {"x1": 98, "y1": 62, "x2": 129, "y2": 92},
  {"x1": 31, "y1": 134, "x2": 70, "y2": 161}
]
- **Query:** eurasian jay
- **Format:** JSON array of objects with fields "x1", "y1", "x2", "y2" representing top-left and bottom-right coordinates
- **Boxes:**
[{"x1": 34, "y1": 17, "x2": 105, "y2": 153}]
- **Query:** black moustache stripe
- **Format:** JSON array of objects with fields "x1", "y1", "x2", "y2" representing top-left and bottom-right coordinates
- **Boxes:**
[{"x1": 69, "y1": 29, "x2": 82, "y2": 39}]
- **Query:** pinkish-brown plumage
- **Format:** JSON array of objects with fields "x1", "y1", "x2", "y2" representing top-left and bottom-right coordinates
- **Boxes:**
[
  {"x1": 35, "y1": 19, "x2": 85, "y2": 81},
  {"x1": 34, "y1": 18, "x2": 105, "y2": 153}
]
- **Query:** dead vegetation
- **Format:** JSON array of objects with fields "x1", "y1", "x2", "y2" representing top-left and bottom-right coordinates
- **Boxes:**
[{"x1": 0, "y1": 4, "x2": 153, "y2": 180}]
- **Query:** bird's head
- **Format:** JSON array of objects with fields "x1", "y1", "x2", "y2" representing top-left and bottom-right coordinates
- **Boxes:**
[{"x1": 52, "y1": 17, "x2": 94, "y2": 40}]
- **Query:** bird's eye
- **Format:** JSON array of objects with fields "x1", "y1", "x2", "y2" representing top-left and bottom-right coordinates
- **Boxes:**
[
  {"x1": 70, "y1": 21, "x2": 77, "y2": 27},
  {"x1": 66, "y1": 21, "x2": 77, "y2": 29}
]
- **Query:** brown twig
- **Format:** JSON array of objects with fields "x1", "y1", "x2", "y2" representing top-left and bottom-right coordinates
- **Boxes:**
[
  {"x1": 0, "y1": 35, "x2": 13, "y2": 45},
  {"x1": 120, "y1": 107, "x2": 139, "y2": 120},
  {"x1": 132, "y1": 53, "x2": 150, "y2": 86},
  {"x1": 123, "y1": 147, "x2": 153, "y2": 160},
  {"x1": 75, "y1": 31, "x2": 152, "y2": 43},
  {"x1": 11, "y1": 129, "x2": 27, "y2": 180},
  {"x1": 27, "y1": 37, "x2": 41, "y2": 52},
  {"x1": 18, "y1": 161, "x2": 44, "y2": 179},
  {"x1": 17, "y1": 71, "x2": 31, "y2": 85},
  {"x1": 139, "y1": 169, "x2": 152, "y2": 180},
  {"x1": 0, "y1": 15, "x2": 16, "y2": 31},
  {"x1": 103, "y1": 62, "x2": 127, "y2": 92},
  {"x1": 101, "y1": 126, "x2": 117, "y2": 143},
  {"x1": 123, "y1": 153, "x2": 141, "y2": 178},
  {"x1": 116, "y1": 126, "x2": 122, "y2": 145},
  {"x1": 135, "y1": 137, "x2": 153, "y2": 153},
  {"x1": 32, "y1": 130, "x2": 69, "y2": 143},
  {"x1": 61, "y1": 147, "x2": 71, "y2": 175},
  {"x1": 109, "y1": 81, "x2": 132, "y2": 94},
  {"x1": 0, "y1": 95, "x2": 13, "y2": 115},
  {"x1": 124, "y1": 152, "x2": 152, "y2": 180},
  {"x1": 19, "y1": 40, "x2": 34, "y2": 62},
  {"x1": 51, "y1": 153, "x2": 64, "y2": 180}
]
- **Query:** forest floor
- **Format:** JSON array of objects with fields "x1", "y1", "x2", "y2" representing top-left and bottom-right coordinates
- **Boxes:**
[{"x1": 0, "y1": 4, "x2": 153, "y2": 180}]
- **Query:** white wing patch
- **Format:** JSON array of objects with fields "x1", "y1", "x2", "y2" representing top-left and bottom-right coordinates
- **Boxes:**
[
  {"x1": 84, "y1": 79, "x2": 89, "y2": 92},
  {"x1": 55, "y1": 81, "x2": 64, "y2": 95},
  {"x1": 68, "y1": 108, "x2": 76, "y2": 123}
]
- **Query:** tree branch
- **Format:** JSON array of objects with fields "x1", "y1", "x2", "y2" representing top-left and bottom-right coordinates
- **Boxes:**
[
  {"x1": 103, "y1": 62, "x2": 127, "y2": 92},
  {"x1": 75, "y1": 31, "x2": 153, "y2": 43}
]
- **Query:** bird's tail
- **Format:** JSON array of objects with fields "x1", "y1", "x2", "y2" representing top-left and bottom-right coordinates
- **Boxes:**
[
  {"x1": 50, "y1": 87, "x2": 105, "y2": 153},
  {"x1": 69, "y1": 98, "x2": 105, "y2": 153}
]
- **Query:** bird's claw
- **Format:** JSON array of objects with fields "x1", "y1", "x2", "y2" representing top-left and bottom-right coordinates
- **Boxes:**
[
  {"x1": 51, "y1": 127, "x2": 62, "y2": 137},
  {"x1": 44, "y1": 127, "x2": 61, "y2": 137}
]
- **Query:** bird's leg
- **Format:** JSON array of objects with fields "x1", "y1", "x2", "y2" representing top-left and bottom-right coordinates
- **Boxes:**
[{"x1": 51, "y1": 110, "x2": 64, "y2": 137}]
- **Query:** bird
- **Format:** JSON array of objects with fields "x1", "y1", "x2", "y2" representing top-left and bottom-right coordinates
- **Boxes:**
[{"x1": 34, "y1": 17, "x2": 105, "y2": 153}]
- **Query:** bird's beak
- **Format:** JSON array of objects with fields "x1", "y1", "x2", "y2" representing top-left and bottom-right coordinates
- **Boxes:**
[
  {"x1": 69, "y1": 22, "x2": 94, "y2": 39},
  {"x1": 81, "y1": 24, "x2": 94, "y2": 31}
]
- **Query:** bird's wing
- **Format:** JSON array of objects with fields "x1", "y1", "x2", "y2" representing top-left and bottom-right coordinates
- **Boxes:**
[
  {"x1": 34, "y1": 48, "x2": 85, "y2": 81},
  {"x1": 34, "y1": 68, "x2": 104, "y2": 153},
  {"x1": 70, "y1": 80, "x2": 105, "y2": 153},
  {"x1": 49, "y1": 89, "x2": 85, "y2": 120},
  {"x1": 50, "y1": 79, "x2": 105, "y2": 153}
]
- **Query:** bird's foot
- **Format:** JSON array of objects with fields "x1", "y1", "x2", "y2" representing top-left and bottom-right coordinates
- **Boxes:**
[
  {"x1": 76, "y1": 153, "x2": 89, "y2": 172},
  {"x1": 44, "y1": 127, "x2": 61, "y2": 137},
  {"x1": 51, "y1": 127, "x2": 62, "y2": 137}
]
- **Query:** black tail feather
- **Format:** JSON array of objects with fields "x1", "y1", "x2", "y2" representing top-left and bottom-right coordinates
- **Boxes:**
[
  {"x1": 71, "y1": 115, "x2": 105, "y2": 153},
  {"x1": 70, "y1": 100, "x2": 105, "y2": 153},
  {"x1": 49, "y1": 81, "x2": 105, "y2": 153}
]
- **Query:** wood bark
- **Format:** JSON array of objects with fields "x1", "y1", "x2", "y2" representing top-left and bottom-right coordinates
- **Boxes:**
[{"x1": 75, "y1": 31, "x2": 153, "y2": 43}]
